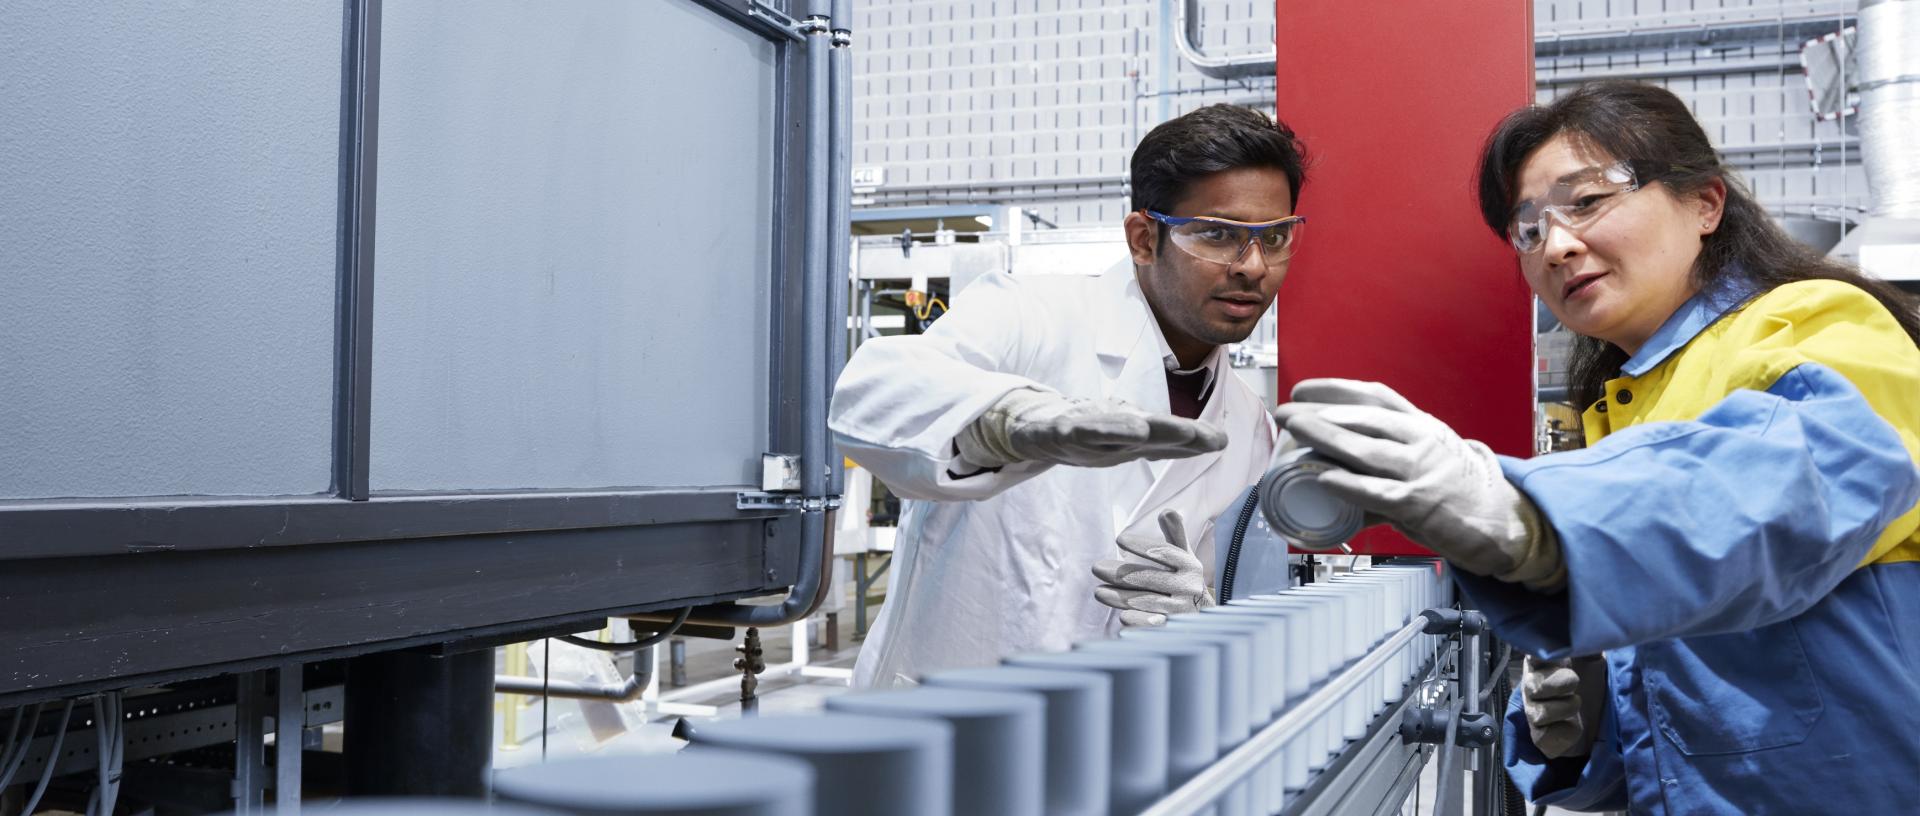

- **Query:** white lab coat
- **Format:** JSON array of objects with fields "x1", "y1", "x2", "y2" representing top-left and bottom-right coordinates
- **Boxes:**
[{"x1": 831, "y1": 262, "x2": 1278, "y2": 687}]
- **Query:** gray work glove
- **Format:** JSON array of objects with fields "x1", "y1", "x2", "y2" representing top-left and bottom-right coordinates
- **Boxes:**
[
  {"x1": 1522, "y1": 654, "x2": 1609, "y2": 758},
  {"x1": 1092, "y1": 510, "x2": 1215, "y2": 627},
  {"x1": 1270, "y1": 379, "x2": 1565, "y2": 591},
  {"x1": 955, "y1": 387, "x2": 1228, "y2": 471}
]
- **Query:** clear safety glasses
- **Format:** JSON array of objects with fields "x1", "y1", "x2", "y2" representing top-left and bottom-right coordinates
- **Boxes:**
[
  {"x1": 1506, "y1": 160, "x2": 1656, "y2": 254},
  {"x1": 1143, "y1": 210, "x2": 1307, "y2": 268}
]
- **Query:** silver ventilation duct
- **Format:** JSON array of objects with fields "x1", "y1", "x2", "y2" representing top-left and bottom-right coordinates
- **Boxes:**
[
  {"x1": 1830, "y1": 0, "x2": 1920, "y2": 281},
  {"x1": 1858, "y1": 0, "x2": 1920, "y2": 220}
]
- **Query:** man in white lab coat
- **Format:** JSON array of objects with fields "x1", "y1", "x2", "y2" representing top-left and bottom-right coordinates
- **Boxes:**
[{"x1": 831, "y1": 105, "x2": 1309, "y2": 687}]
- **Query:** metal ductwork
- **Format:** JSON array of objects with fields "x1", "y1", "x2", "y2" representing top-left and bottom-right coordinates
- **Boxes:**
[
  {"x1": 1830, "y1": 0, "x2": 1920, "y2": 281},
  {"x1": 1173, "y1": 0, "x2": 1275, "y2": 80},
  {"x1": 1859, "y1": 0, "x2": 1920, "y2": 220}
]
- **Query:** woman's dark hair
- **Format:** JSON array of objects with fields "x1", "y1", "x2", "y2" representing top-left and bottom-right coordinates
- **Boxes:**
[
  {"x1": 1475, "y1": 80, "x2": 1920, "y2": 410},
  {"x1": 1131, "y1": 104, "x2": 1309, "y2": 215}
]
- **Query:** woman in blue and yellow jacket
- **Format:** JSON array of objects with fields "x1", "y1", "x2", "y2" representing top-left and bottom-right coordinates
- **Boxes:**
[{"x1": 1271, "y1": 81, "x2": 1920, "y2": 814}]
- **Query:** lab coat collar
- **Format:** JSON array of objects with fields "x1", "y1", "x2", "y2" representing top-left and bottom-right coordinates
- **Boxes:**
[
  {"x1": 1096, "y1": 261, "x2": 1152, "y2": 361},
  {"x1": 1620, "y1": 273, "x2": 1758, "y2": 377},
  {"x1": 1098, "y1": 260, "x2": 1225, "y2": 394}
]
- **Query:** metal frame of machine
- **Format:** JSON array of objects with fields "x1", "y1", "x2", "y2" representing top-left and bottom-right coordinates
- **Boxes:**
[{"x1": 0, "y1": 0, "x2": 842, "y2": 722}]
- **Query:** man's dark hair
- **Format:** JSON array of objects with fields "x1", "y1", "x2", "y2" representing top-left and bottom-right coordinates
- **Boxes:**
[{"x1": 1130, "y1": 104, "x2": 1310, "y2": 214}]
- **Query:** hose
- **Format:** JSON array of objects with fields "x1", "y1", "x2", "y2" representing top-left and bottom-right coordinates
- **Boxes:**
[
  {"x1": 0, "y1": 707, "x2": 24, "y2": 790},
  {"x1": 88, "y1": 697, "x2": 107, "y2": 816},
  {"x1": 1218, "y1": 488, "x2": 1260, "y2": 602},
  {"x1": 20, "y1": 699, "x2": 75, "y2": 816},
  {"x1": 558, "y1": 607, "x2": 691, "y2": 653},
  {"x1": 86, "y1": 692, "x2": 123, "y2": 816},
  {"x1": 0, "y1": 704, "x2": 44, "y2": 792}
]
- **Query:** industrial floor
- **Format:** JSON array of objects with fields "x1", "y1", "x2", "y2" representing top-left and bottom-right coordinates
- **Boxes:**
[{"x1": 493, "y1": 603, "x2": 865, "y2": 769}]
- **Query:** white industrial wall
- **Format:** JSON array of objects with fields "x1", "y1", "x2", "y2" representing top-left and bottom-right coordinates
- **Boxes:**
[{"x1": 853, "y1": 0, "x2": 1866, "y2": 230}]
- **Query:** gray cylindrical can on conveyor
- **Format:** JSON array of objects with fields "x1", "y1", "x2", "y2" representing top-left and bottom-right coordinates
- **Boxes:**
[
  {"x1": 685, "y1": 713, "x2": 951, "y2": 816},
  {"x1": 823, "y1": 686, "x2": 1045, "y2": 816},
  {"x1": 492, "y1": 751, "x2": 814, "y2": 816},
  {"x1": 1257, "y1": 447, "x2": 1364, "y2": 550},
  {"x1": 1005, "y1": 649, "x2": 1171, "y2": 816},
  {"x1": 923, "y1": 665, "x2": 1112, "y2": 816}
]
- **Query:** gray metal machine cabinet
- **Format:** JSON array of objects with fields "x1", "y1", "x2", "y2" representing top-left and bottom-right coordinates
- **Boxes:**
[{"x1": 0, "y1": 0, "x2": 847, "y2": 798}]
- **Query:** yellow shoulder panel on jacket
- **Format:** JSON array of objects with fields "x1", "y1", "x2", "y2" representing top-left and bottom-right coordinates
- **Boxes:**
[{"x1": 1716, "y1": 280, "x2": 1920, "y2": 564}]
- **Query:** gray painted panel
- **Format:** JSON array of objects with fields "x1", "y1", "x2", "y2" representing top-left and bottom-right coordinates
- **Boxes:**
[
  {"x1": 372, "y1": 0, "x2": 777, "y2": 491},
  {"x1": 0, "y1": 3, "x2": 343, "y2": 499}
]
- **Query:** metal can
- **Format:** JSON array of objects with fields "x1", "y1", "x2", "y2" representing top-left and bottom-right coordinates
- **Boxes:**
[{"x1": 1255, "y1": 448, "x2": 1363, "y2": 551}]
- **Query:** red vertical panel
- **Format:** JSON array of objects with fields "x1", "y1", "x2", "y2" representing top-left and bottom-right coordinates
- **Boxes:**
[{"x1": 1272, "y1": 1, "x2": 1536, "y2": 556}]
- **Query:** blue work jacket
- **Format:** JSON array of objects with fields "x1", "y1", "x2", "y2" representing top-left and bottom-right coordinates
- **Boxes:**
[{"x1": 1458, "y1": 279, "x2": 1920, "y2": 814}]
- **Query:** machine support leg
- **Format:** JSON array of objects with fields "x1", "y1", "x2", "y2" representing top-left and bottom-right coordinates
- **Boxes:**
[
  {"x1": 232, "y1": 671, "x2": 268, "y2": 813},
  {"x1": 670, "y1": 638, "x2": 688, "y2": 688},
  {"x1": 276, "y1": 663, "x2": 304, "y2": 812},
  {"x1": 345, "y1": 649, "x2": 494, "y2": 796}
]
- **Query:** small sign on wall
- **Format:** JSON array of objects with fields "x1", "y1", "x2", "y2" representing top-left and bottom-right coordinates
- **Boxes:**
[{"x1": 852, "y1": 165, "x2": 886, "y2": 189}]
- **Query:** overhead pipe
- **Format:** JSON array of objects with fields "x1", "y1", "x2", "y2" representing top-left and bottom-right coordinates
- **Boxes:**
[
  {"x1": 496, "y1": 645, "x2": 657, "y2": 703},
  {"x1": 1172, "y1": 0, "x2": 1276, "y2": 80},
  {"x1": 1175, "y1": 2, "x2": 1846, "y2": 85}
]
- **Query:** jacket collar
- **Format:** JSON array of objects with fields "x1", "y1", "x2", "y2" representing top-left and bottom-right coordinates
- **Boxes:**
[
  {"x1": 1094, "y1": 260, "x2": 1225, "y2": 387},
  {"x1": 1096, "y1": 260, "x2": 1154, "y2": 360},
  {"x1": 1620, "y1": 274, "x2": 1758, "y2": 377}
]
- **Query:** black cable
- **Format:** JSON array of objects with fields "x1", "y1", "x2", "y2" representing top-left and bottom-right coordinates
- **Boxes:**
[
  {"x1": 1481, "y1": 642, "x2": 1514, "y2": 706},
  {"x1": 1485, "y1": 667, "x2": 1528, "y2": 816},
  {"x1": 557, "y1": 607, "x2": 692, "y2": 653},
  {"x1": 1218, "y1": 488, "x2": 1260, "y2": 602}
]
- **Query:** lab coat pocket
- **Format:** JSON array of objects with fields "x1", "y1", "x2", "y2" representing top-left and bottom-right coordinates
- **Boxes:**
[{"x1": 1649, "y1": 620, "x2": 1826, "y2": 756}]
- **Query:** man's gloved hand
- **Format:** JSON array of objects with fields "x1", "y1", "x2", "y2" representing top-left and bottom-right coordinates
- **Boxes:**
[
  {"x1": 1092, "y1": 510, "x2": 1215, "y2": 627},
  {"x1": 1270, "y1": 379, "x2": 1565, "y2": 591},
  {"x1": 956, "y1": 387, "x2": 1228, "y2": 470},
  {"x1": 1522, "y1": 654, "x2": 1609, "y2": 759}
]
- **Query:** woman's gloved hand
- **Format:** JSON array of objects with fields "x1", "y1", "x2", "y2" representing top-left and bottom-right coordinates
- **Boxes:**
[
  {"x1": 1522, "y1": 654, "x2": 1609, "y2": 758},
  {"x1": 1270, "y1": 378, "x2": 1565, "y2": 591},
  {"x1": 956, "y1": 387, "x2": 1227, "y2": 470},
  {"x1": 1092, "y1": 510, "x2": 1215, "y2": 626}
]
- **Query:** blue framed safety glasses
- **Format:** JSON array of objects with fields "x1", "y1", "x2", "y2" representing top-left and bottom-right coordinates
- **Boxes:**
[{"x1": 1143, "y1": 210, "x2": 1307, "y2": 268}]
